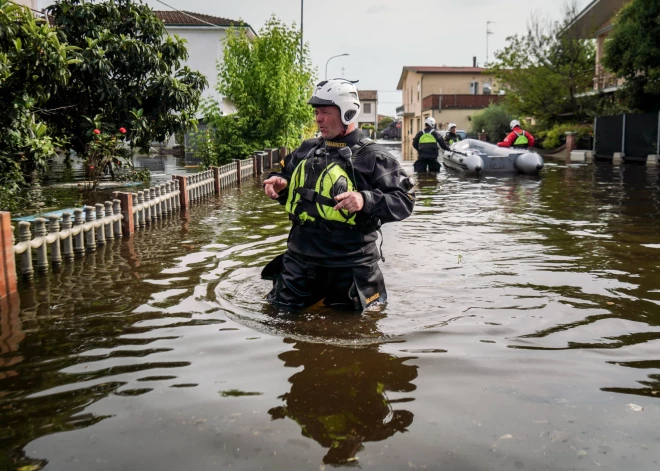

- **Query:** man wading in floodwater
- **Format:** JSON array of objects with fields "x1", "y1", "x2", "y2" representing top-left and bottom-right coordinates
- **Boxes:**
[{"x1": 261, "y1": 79, "x2": 415, "y2": 310}]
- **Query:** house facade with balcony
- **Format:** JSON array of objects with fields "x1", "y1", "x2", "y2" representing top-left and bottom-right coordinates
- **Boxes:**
[
  {"x1": 396, "y1": 66, "x2": 500, "y2": 159},
  {"x1": 562, "y1": 0, "x2": 629, "y2": 94}
]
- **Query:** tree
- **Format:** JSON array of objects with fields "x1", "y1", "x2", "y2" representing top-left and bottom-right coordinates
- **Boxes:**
[
  {"x1": 469, "y1": 104, "x2": 514, "y2": 142},
  {"x1": 488, "y1": 2, "x2": 595, "y2": 127},
  {"x1": 0, "y1": 0, "x2": 74, "y2": 210},
  {"x1": 379, "y1": 116, "x2": 394, "y2": 131},
  {"x1": 603, "y1": 0, "x2": 660, "y2": 112},
  {"x1": 197, "y1": 16, "x2": 315, "y2": 163},
  {"x1": 44, "y1": 0, "x2": 207, "y2": 154}
]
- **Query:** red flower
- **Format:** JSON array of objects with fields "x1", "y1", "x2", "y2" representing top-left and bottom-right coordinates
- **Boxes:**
[
  {"x1": 119, "y1": 127, "x2": 127, "y2": 134},
  {"x1": 93, "y1": 129, "x2": 101, "y2": 134}
]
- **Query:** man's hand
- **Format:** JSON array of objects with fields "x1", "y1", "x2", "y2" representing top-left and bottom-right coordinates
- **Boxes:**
[
  {"x1": 263, "y1": 176, "x2": 288, "y2": 199},
  {"x1": 333, "y1": 191, "x2": 364, "y2": 213}
]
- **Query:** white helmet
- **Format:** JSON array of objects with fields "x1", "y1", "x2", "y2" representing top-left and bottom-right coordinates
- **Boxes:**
[
  {"x1": 425, "y1": 117, "x2": 436, "y2": 128},
  {"x1": 308, "y1": 79, "x2": 361, "y2": 125},
  {"x1": 448, "y1": 123, "x2": 457, "y2": 131},
  {"x1": 510, "y1": 119, "x2": 521, "y2": 130}
]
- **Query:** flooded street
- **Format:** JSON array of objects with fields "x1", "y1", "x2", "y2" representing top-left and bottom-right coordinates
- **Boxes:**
[{"x1": 1, "y1": 147, "x2": 660, "y2": 470}]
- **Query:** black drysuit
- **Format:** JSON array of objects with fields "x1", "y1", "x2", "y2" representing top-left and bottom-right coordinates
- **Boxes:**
[
  {"x1": 412, "y1": 126, "x2": 451, "y2": 172},
  {"x1": 261, "y1": 130, "x2": 415, "y2": 310}
]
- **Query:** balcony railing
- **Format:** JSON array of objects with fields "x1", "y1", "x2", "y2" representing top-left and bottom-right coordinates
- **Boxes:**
[
  {"x1": 594, "y1": 64, "x2": 619, "y2": 91},
  {"x1": 422, "y1": 94, "x2": 503, "y2": 111}
]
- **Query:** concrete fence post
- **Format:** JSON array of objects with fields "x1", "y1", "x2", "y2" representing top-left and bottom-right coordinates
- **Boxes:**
[
  {"x1": 235, "y1": 160, "x2": 242, "y2": 188},
  {"x1": 137, "y1": 191, "x2": 145, "y2": 228},
  {"x1": 73, "y1": 209, "x2": 85, "y2": 256},
  {"x1": 48, "y1": 215, "x2": 62, "y2": 268},
  {"x1": 84, "y1": 207, "x2": 96, "y2": 252},
  {"x1": 173, "y1": 179, "x2": 180, "y2": 210},
  {"x1": 149, "y1": 188, "x2": 157, "y2": 221},
  {"x1": 104, "y1": 201, "x2": 114, "y2": 240},
  {"x1": 115, "y1": 192, "x2": 134, "y2": 236},
  {"x1": 18, "y1": 221, "x2": 33, "y2": 279},
  {"x1": 279, "y1": 146, "x2": 287, "y2": 162},
  {"x1": 212, "y1": 166, "x2": 220, "y2": 194},
  {"x1": 165, "y1": 182, "x2": 173, "y2": 215},
  {"x1": 61, "y1": 212, "x2": 74, "y2": 262},
  {"x1": 0, "y1": 212, "x2": 18, "y2": 299},
  {"x1": 154, "y1": 186, "x2": 161, "y2": 219},
  {"x1": 34, "y1": 218, "x2": 48, "y2": 272},
  {"x1": 112, "y1": 200, "x2": 122, "y2": 238},
  {"x1": 565, "y1": 132, "x2": 578, "y2": 164},
  {"x1": 173, "y1": 175, "x2": 189, "y2": 209},
  {"x1": 95, "y1": 203, "x2": 106, "y2": 246},
  {"x1": 160, "y1": 184, "x2": 168, "y2": 214}
]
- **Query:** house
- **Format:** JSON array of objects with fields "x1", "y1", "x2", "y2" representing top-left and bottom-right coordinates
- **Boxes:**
[
  {"x1": 561, "y1": 0, "x2": 628, "y2": 94},
  {"x1": 396, "y1": 64, "x2": 501, "y2": 160},
  {"x1": 13, "y1": 0, "x2": 39, "y2": 9},
  {"x1": 153, "y1": 10, "x2": 257, "y2": 115},
  {"x1": 357, "y1": 90, "x2": 378, "y2": 138}
]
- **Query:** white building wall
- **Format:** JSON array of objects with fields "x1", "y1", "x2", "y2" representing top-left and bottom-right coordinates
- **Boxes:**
[
  {"x1": 14, "y1": 0, "x2": 39, "y2": 9},
  {"x1": 164, "y1": 26, "x2": 235, "y2": 115},
  {"x1": 358, "y1": 100, "x2": 377, "y2": 124}
]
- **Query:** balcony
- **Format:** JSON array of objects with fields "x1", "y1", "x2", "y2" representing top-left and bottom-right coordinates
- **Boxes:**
[
  {"x1": 422, "y1": 94, "x2": 503, "y2": 111},
  {"x1": 594, "y1": 64, "x2": 620, "y2": 92}
]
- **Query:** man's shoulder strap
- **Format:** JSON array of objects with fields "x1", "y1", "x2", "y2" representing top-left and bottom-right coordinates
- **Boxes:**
[{"x1": 351, "y1": 137, "x2": 376, "y2": 156}]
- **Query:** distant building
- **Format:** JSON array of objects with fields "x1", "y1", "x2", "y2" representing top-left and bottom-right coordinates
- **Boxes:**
[
  {"x1": 13, "y1": 0, "x2": 39, "y2": 9},
  {"x1": 357, "y1": 90, "x2": 378, "y2": 138},
  {"x1": 153, "y1": 10, "x2": 256, "y2": 115},
  {"x1": 561, "y1": 0, "x2": 629, "y2": 94},
  {"x1": 396, "y1": 65, "x2": 501, "y2": 160}
]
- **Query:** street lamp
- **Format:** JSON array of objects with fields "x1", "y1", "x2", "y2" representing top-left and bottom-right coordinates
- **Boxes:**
[{"x1": 325, "y1": 53, "x2": 349, "y2": 80}]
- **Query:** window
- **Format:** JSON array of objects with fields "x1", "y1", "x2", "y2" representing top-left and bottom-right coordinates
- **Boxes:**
[
  {"x1": 409, "y1": 119, "x2": 413, "y2": 134},
  {"x1": 364, "y1": 103, "x2": 372, "y2": 114},
  {"x1": 483, "y1": 82, "x2": 492, "y2": 95},
  {"x1": 417, "y1": 81, "x2": 420, "y2": 101}
]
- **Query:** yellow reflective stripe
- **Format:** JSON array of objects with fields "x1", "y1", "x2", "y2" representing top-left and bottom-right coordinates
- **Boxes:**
[
  {"x1": 419, "y1": 132, "x2": 437, "y2": 144},
  {"x1": 315, "y1": 162, "x2": 356, "y2": 225}
]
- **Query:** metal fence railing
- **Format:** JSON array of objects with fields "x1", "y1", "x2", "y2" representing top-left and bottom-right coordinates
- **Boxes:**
[{"x1": 595, "y1": 113, "x2": 660, "y2": 161}]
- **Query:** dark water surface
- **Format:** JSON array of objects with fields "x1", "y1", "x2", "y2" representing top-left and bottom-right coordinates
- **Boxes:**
[{"x1": 1, "y1": 150, "x2": 660, "y2": 470}]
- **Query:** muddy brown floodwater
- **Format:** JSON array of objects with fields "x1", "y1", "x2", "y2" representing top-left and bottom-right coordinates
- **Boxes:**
[{"x1": 1, "y1": 147, "x2": 659, "y2": 470}]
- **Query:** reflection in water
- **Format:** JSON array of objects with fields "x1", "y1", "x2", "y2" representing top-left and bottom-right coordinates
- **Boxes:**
[
  {"x1": 269, "y1": 339, "x2": 417, "y2": 465},
  {"x1": 1, "y1": 160, "x2": 660, "y2": 470}
]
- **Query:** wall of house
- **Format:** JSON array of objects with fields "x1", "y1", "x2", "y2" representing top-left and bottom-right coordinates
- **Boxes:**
[
  {"x1": 14, "y1": 0, "x2": 39, "y2": 9},
  {"x1": 402, "y1": 71, "x2": 497, "y2": 158},
  {"x1": 165, "y1": 27, "x2": 235, "y2": 115},
  {"x1": 358, "y1": 100, "x2": 377, "y2": 125},
  {"x1": 422, "y1": 73, "x2": 497, "y2": 96},
  {"x1": 401, "y1": 71, "x2": 423, "y2": 160}
]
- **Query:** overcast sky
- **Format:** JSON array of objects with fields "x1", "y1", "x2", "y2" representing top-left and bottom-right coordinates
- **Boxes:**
[{"x1": 40, "y1": 0, "x2": 591, "y2": 117}]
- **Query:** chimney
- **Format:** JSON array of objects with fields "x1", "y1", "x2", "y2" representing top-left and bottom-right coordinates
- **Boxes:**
[{"x1": 473, "y1": 56, "x2": 477, "y2": 68}]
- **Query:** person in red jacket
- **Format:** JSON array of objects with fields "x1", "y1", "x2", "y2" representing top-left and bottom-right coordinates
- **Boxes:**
[{"x1": 497, "y1": 120, "x2": 535, "y2": 148}]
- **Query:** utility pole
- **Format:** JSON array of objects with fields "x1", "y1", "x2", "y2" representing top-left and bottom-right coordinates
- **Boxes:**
[
  {"x1": 300, "y1": 0, "x2": 304, "y2": 61},
  {"x1": 486, "y1": 21, "x2": 495, "y2": 65}
]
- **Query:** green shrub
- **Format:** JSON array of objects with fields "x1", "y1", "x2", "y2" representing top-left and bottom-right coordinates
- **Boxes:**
[
  {"x1": 470, "y1": 104, "x2": 514, "y2": 142},
  {"x1": 535, "y1": 123, "x2": 593, "y2": 149}
]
